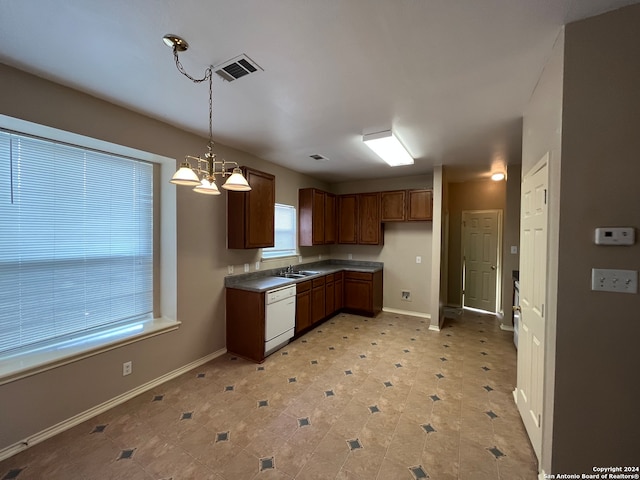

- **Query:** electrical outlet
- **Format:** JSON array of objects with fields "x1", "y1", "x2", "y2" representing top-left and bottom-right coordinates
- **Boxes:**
[
  {"x1": 255, "y1": 261, "x2": 260, "y2": 270},
  {"x1": 318, "y1": 254, "x2": 322, "y2": 260},
  {"x1": 401, "y1": 290, "x2": 411, "y2": 301},
  {"x1": 228, "y1": 265, "x2": 234, "y2": 275},
  {"x1": 416, "y1": 256, "x2": 422, "y2": 264},
  {"x1": 122, "y1": 361, "x2": 132, "y2": 376},
  {"x1": 298, "y1": 256, "x2": 302, "y2": 263},
  {"x1": 348, "y1": 253, "x2": 353, "y2": 260},
  {"x1": 244, "y1": 263, "x2": 249, "y2": 272}
]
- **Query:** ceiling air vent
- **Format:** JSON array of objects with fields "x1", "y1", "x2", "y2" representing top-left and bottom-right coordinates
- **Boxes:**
[
  {"x1": 310, "y1": 154, "x2": 329, "y2": 162},
  {"x1": 214, "y1": 54, "x2": 263, "y2": 82}
]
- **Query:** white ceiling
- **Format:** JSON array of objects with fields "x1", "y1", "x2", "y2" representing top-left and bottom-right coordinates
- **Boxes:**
[{"x1": 0, "y1": 0, "x2": 638, "y2": 183}]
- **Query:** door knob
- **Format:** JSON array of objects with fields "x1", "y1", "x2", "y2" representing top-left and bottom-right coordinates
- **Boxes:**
[{"x1": 491, "y1": 265, "x2": 496, "y2": 270}]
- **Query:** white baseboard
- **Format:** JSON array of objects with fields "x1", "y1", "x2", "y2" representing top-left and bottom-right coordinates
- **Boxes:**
[
  {"x1": 428, "y1": 324, "x2": 441, "y2": 332},
  {"x1": 382, "y1": 307, "x2": 431, "y2": 319},
  {"x1": 500, "y1": 324, "x2": 515, "y2": 332},
  {"x1": 0, "y1": 348, "x2": 226, "y2": 462}
]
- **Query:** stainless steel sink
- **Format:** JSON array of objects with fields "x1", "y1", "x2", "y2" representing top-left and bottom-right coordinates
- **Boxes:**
[
  {"x1": 298, "y1": 270, "x2": 320, "y2": 276},
  {"x1": 277, "y1": 270, "x2": 320, "y2": 279}
]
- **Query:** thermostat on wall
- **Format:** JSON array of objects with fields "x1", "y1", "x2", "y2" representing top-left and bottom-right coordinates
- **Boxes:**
[{"x1": 594, "y1": 227, "x2": 635, "y2": 245}]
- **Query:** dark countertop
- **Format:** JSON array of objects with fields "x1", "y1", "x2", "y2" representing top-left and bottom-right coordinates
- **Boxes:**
[{"x1": 225, "y1": 260, "x2": 383, "y2": 293}]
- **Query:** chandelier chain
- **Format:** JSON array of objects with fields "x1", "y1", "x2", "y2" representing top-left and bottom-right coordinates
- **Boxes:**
[{"x1": 172, "y1": 48, "x2": 215, "y2": 150}]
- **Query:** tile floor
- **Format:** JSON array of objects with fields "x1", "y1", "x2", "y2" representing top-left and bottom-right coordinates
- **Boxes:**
[{"x1": 0, "y1": 310, "x2": 538, "y2": 480}]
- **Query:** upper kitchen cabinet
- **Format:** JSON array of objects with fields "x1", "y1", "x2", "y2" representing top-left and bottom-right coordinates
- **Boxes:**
[
  {"x1": 381, "y1": 189, "x2": 433, "y2": 222},
  {"x1": 298, "y1": 188, "x2": 336, "y2": 246},
  {"x1": 338, "y1": 192, "x2": 382, "y2": 245},
  {"x1": 337, "y1": 194, "x2": 358, "y2": 244},
  {"x1": 227, "y1": 167, "x2": 275, "y2": 249},
  {"x1": 380, "y1": 190, "x2": 406, "y2": 222},
  {"x1": 407, "y1": 189, "x2": 433, "y2": 221},
  {"x1": 358, "y1": 192, "x2": 383, "y2": 245}
]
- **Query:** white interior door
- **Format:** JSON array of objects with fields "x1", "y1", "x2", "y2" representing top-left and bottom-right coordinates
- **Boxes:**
[
  {"x1": 516, "y1": 154, "x2": 548, "y2": 461},
  {"x1": 462, "y1": 210, "x2": 501, "y2": 312}
]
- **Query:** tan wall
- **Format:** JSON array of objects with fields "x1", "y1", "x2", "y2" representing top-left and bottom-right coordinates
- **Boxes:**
[
  {"x1": 0, "y1": 63, "x2": 327, "y2": 450},
  {"x1": 551, "y1": 5, "x2": 640, "y2": 472},
  {"x1": 501, "y1": 163, "x2": 521, "y2": 324},
  {"x1": 522, "y1": 28, "x2": 564, "y2": 473},
  {"x1": 330, "y1": 175, "x2": 434, "y2": 316},
  {"x1": 446, "y1": 179, "x2": 507, "y2": 308}
]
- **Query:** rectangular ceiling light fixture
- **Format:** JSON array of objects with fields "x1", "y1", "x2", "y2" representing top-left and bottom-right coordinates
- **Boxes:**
[{"x1": 362, "y1": 130, "x2": 414, "y2": 167}]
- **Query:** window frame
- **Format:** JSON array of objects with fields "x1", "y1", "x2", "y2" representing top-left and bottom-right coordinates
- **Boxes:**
[
  {"x1": 0, "y1": 115, "x2": 179, "y2": 386},
  {"x1": 261, "y1": 203, "x2": 297, "y2": 260}
]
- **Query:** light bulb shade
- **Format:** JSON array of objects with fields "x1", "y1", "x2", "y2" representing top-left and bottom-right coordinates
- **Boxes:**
[
  {"x1": 170, "y1": 162, "x2": 200, "y2": 185},
  {"x1": 362, "y1": 130, "x2": 414, "y2": 167},
  {"x1": 193, "y1": 178, "x2": 221, "y2": 195},
  {"x1": 222, "y1": 168, "x2": 252, "y2": 191}
]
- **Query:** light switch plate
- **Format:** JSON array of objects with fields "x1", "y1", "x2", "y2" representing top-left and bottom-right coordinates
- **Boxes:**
[{"x1": 591, "y1": 268, "x2": 638, "y2": 293}]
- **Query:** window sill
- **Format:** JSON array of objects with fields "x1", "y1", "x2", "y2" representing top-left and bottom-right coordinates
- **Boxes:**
[{"x1": 0, "y1": 317, "x2": 181, "y2": 386}]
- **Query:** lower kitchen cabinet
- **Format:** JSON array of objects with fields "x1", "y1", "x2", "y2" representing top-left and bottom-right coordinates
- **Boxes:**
[
  {"x1": 344, "y1": 270, "x2": 383, "y2": 317},
  {"x1": 334, "y1": 271, "x2": 344, "y2": 311},
  {"x1": 311, "y1": 276, "x2": 326, "y2": 325},
  {"x1": 325, "y1": 273, "x2": 335, "y2": 317},
  {"x1": 226, "y1": 288, "x2": 265, "y2": 363},
  {"x1": 296, "y1": 280, "x2": 312, "y2": 333}
]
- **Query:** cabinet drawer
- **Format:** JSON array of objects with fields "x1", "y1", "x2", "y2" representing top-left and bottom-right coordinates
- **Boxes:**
[
  {"x1": 297, "y1": 280, "x2": 311, "y2": 293},
  {"x1": 312, "y1": 277, "x2": 326, "y2": 288},
  {"x1": 324, "y1": 273, "x2": 335, "y2": 283},
  {"x1": 344, "y1": 271, "x2": 373, "y2": 281}
]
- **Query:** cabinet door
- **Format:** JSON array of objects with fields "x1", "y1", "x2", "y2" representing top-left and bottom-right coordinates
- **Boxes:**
[
  {"x1": 227, "y1": 167, "x2": 275, "y2": 248},
  {"x1": 324, "y1": 193, "x2": 336, "y2": 244},
  {"x1": 298, "y1": 188, "x2": 314, "y2": 247},
  {"x1": 296, "y1": 290, "x2": 311, "y2": 333},
  {"x1": 325, "y1": 274, "x2": 335, "y2": 317},
  {"x1": 344, "y1": 277, "x2": 372, "y2": 313},
  {"x1": 407, "y1": 189, "x2": 433, "y2": 221},
  {"x1": 311, "y1": 277, "x2": 326, "y2": 324},
  {"x1": 337, "y1": 194, "x2": 358, "y2": 244},
  {"x1": 358, "y1": 192, "x2": 383, "y2": 245},
  {"x1": 226, "y1": 288, "x2": 265, "y2": 362},
  {"x1": 343, "y1": 270, "x2": 383, "y2": 317},
  {"x1": 312, "y1": 189, "x2": 325, "y2": 245},
  {"x1": 334, "y1": 272, "x2": 344, "y2": 311},
  {"x1": 380, "y1": 190, "x2": 406, "y2": 222}
]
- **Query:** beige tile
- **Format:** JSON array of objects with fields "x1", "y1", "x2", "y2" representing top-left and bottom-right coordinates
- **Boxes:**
[
  {"x1": 340, "y1": 439, "x2": 386, "y2": 478},
  {"x1": 375, "y1": 457, "x2": 416, "y2": 480},
  {"x1": 218, "y1": 448, "x2": 260, "y2": 479},
  {"x1": 295, "y1": 452, "x2": 344, "y2": 480},
  {"x1": 0, "y1": 311, "x2": 541, "y2": 480}
]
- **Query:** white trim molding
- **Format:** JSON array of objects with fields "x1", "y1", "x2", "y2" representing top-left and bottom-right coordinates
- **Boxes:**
[
  {"x1": 382, "y1": 307, "x2": 431, "y2": 319},
  {"x1": 0, "y1": 348, "x2": 226, "y2": 462}
]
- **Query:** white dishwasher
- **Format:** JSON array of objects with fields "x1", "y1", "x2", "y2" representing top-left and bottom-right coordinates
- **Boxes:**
[{"x1": 264, "y1": 285, "x2": 296, "y2": 356}]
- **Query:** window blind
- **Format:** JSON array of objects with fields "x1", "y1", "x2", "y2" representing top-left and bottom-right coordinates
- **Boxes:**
[
  {"x1": 0, "y1": 130, "x2": 153, "y2": 355},
  {"x1": 262, "y1": 203, "x2": 296, "y2": 259}
]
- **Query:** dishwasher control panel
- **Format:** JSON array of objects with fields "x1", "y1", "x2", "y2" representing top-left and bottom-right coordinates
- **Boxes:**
[{"x1": 266, "y1": 285, "x2": 296, "y2": 304}]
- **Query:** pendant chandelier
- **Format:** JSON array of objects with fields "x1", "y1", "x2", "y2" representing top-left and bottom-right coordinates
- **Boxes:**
[{"x1": 163, "y1": 34, "x2": 251, "y2": 195}]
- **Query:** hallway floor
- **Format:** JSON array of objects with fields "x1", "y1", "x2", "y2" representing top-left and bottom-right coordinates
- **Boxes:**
[{"x1": 0, "y1": 310, "x2": 538, "y2": 479}]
